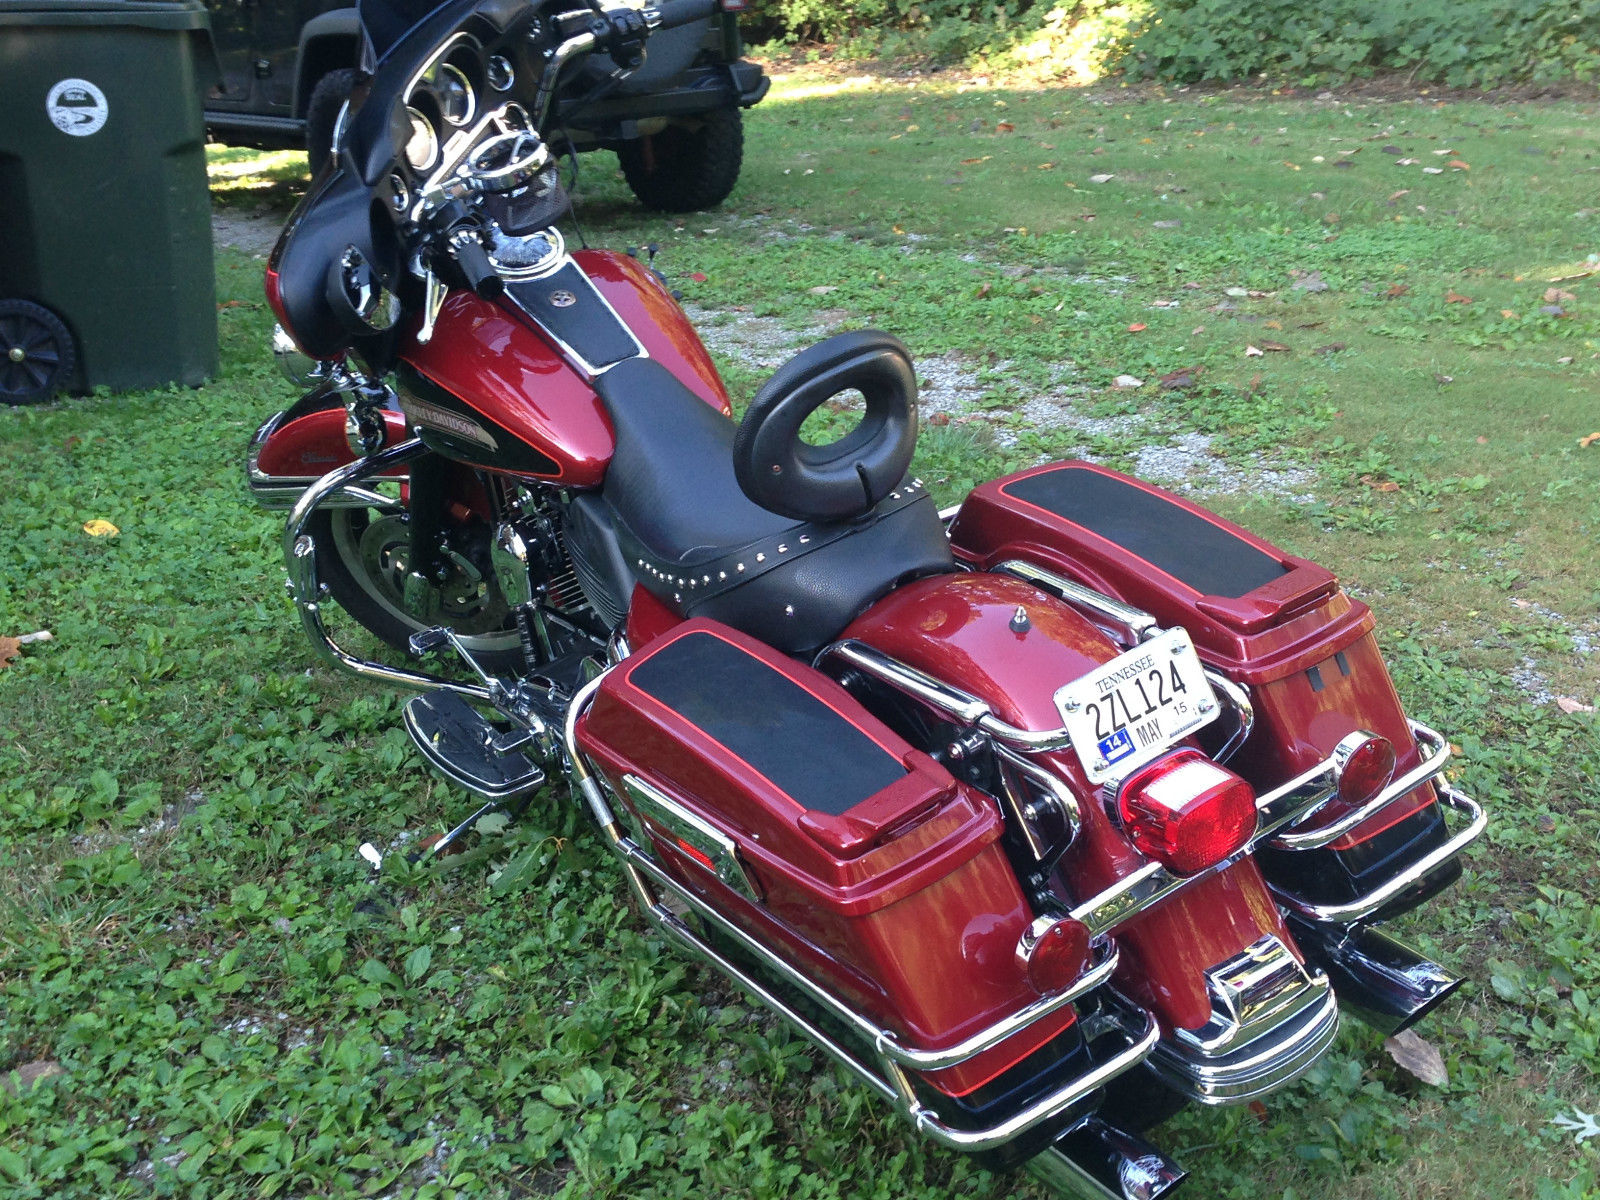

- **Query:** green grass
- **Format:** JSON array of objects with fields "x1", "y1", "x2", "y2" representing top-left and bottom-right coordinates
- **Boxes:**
[{"x1": 2, "y1": 69, "x2": 1598, "y2": 1198}]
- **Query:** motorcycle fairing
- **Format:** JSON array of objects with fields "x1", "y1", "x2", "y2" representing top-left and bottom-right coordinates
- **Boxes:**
[{"x1": 576, "y1": 618, "x2": 1078, "y2": 1097}]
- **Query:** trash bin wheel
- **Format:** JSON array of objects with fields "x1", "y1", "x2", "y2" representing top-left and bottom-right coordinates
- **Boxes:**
[{"x1": 0, "y1": 300, "x2": 75, "y2": 406}]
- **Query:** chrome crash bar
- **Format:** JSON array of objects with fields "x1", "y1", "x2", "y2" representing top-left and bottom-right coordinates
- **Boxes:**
[
  {"x1": 563, "y1": 674, "x2": 1161, "y2": 1154},
  {"x1": 282, "y1": 440, "x2": 494, "y2": 702}
]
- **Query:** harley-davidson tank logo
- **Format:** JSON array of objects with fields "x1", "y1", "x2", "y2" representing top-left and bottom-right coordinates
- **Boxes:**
[
  {"x1": 550, "y1": 290, "x2": 577, "y2": 308},
  {"x1": 400, "y1": 395, "x2": 499, "y2": 451}
]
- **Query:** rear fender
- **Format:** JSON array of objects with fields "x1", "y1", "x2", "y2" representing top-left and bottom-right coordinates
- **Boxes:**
[
  {"x1": 839, "y1": 571, "x2": 1298, "y2": 1032},
  {"x1": 247, "y1": 384, "x2": 411, "y2": 509}
]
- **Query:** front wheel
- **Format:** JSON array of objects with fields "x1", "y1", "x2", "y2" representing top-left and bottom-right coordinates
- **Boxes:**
[
  {"x1": 616, "y1": 106, "x2": 743, "y2": 213},
  {"x1": 307, "y1": 503, "x2": 526, "y2": 676}
]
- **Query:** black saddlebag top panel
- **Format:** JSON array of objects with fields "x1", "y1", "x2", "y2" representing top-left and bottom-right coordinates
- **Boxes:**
[
  {"x1": 1002, "y1": 466, "x2": 1288, "y2": 599},
  {"x1": 627, "y1": 629, "x2": 908, "y2": 816}
]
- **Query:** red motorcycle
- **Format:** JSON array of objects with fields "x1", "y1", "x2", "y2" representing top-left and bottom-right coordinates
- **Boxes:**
[{"x1": 249, "y1": 0, "x2": 1486, "y2": 1192}]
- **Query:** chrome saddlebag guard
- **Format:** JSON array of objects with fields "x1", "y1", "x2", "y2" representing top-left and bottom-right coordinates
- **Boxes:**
[{"x1": 563, "y1": 619, "x2": 1166, "y2": 1164}]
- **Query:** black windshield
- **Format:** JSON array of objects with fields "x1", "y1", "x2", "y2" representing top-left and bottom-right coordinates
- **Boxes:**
[{"x1": 358, "y1": 0, "x2": 451, "y2": 62}]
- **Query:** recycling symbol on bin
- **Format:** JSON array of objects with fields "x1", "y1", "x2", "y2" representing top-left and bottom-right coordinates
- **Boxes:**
[{"x1": 46, "y1": 78, "x2": 109, "y2": 137}]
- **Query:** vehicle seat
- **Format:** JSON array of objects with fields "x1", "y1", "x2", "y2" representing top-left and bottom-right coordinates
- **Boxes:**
[{"x1": 596, "y1": 357, "x2": 953, "y2": 654}]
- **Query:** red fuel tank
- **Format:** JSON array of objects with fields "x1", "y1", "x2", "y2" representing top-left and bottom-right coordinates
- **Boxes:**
[{"x1": 398, "y1": 249, "x2": 730, "y2": 488}]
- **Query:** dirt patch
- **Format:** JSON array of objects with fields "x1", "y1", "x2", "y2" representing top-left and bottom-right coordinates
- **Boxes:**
[{"x1": 212, "y1": 209, "x2": 282, "y2": 258}]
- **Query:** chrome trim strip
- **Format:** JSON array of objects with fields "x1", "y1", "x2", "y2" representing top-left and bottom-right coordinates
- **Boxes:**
[
  {"x1": 995, "y1": 559, "x2": 1160, "y2": 644},
  {"x1": 1143, "y1": 985, "x2": 1341, "y2": 1106},
  {"x1": 282, "y1": 441, "x2": 493, "y2": 701},
  {"x1": 621, "y1": 774, "x2": 761, "y2": 903},
  {"x1": 1272, "y1": 783, "x2": 1485, "y2": 923}
]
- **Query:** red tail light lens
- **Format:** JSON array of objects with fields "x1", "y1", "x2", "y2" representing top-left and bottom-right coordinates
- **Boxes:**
[
  {"x1": 1333, "y1": 732, "x2": 1396, "y2": 808},
  {"x1": 1016, "y1": 915, "x2": 1092, "y2": 995},
  {"x1": 1116, "y1": 750, "x2": 1257, "y2": 876}
]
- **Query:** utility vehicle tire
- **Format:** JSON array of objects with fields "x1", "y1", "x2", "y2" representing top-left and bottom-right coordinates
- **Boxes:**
[
  {"x1": 617, "y1": 105, "x2": 743, "y2": 212},
  {"x1": 0, "y1": 299, "x2": 75, "y2": 406},
  {"x1": 305, "y1": 68, "x2": 356, "y2": 178},
  {"x1": 307, "y1": 504, "x2": 526, "y2": 676}
]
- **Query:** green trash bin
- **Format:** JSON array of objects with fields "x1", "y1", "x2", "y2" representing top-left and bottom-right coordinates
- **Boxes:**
[{"x1": 0, "y1": 0, "x2": 219, "y2": 404}]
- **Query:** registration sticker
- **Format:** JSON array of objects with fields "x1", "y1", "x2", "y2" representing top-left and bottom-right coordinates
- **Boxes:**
[{"x1": 1054, "y1": 628, "x2": 1220, "y2": 784}]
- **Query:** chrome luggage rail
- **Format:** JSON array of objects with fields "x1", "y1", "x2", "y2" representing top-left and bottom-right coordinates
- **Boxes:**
[{"x1": 563, "y1": 674, "x2": 1161, "y2": 1154}]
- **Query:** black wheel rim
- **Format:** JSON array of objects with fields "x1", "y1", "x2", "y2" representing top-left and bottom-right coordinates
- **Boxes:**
[{"x1": 0, "y1": 312, "x2": 63, "y2": 402}]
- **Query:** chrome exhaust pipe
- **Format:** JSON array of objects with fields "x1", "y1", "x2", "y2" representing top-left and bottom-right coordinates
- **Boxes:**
[
  {"x1": 1288, "y1": 916, "x2": 1461, "y2": 1036},
  {"x1": 1027, "y1": 1116, "x2": 1187, "y2": 1200}
]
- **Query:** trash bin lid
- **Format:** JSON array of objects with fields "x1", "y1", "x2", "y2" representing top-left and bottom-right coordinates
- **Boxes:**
[{"x1": 0, "y1": 0, "x2": 210, "y2": 29}]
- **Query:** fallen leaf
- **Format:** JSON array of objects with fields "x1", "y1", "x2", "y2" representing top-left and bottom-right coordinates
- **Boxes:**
[
  {"x1": 1552, "y1": 1109, "x2": 1600, "y2": 1145},
  {"x1": 1382, "y1": 144, "x2": 1404, "y2": 155},
  {"x1": 1111, "y1": 374, "x2": 1145, "y2": 389},
  {"x1": 1433, "y1": 148, "x2": 1456, "y2": 156},
  {"x1": 1292, "y1": 271, "x2": 1330, "y2": 293},
  {"x1": 1247, "y1": 371, "x2": 1265, "y2": 395},
  {"x1": 976, "y1": 283, "x2": 994, "y2": 299},
  {"x1": 1396, "y1": 157, "x2": 1420, "y2": 166},
  {"x1": 0, "y1": 637, "x2": 18, "y2": 670},
  {"x1": 1422, "y1": 166, "x2": 1445, "y2": 175},
  {"x1": 1544, "y1": 288, "x2": 1577, "y2": 304},
  {"x1": 1556, "y1": 697, "x2": 1595, "y2": 714},
  {"x1": 689, "y1": 272, "x2": 708, "y2": 282},
  {"x1": 960, "y1": 156, "x2": 990, "y2": 165},
  {"x1": 1089, "y1": 173, "x2": 1115, "y2": 184},
  {"x1": 1248, "y1": 1100, "x2": 1270, "y2": 1125},
  {"x1": 1434, "y1": 373, "x2": 1455, "y2": 386},
  {"x1": 1388, "y1": 189, "x2": 1411, "y2": 202},
  {"x1": 1126, "y1": 322, "x2": 1147, "y2": 333},
  {"x1": 1387, "y1": 283, "x2": 1410, "y2": 298},
  {"x1": 1445, "y1": 290, "x2": 1473, "y2": 304},
  {"x1": 1359, "y1": 475, "x2": 1400, "y2": 492},
  {"x1": 1312, "y1": 342, "x2": 1347, "y2": 355},
  {"x1": 808, "y1": 285, "x2": 838, "y2": 295},
  {"x1": 82, "y1": 519, "x2": 119, "y2": 537},
  {"x1": 1511, "y1": 597, "x2": 1534, "y2": 609},
  {"x1": 1501, "y1": 309, "x2": 1520, "y2": 320},
  {"x1": 1264, "y1": 319, "x2": 1283, "y2": 329},
  {"x1": 996, "y1": 121, "x2": 1015, "y2": 133},
  {"x1": 17, "y1": 630, "x2": 51, "y2": 645},
  {"x1": 1152, "y1": 219, "x2": 1182, "y2": 229},
  {"x1": 1223, "y1": 287, "x2": 1249, "y2": 298},
  {"x1": 1579, "y1": 432, "x2": 1600, "y2": 449},
  {"x1": 1557, "y1": 356, "x2": 1574, "y2": 364},
  {"x1": 1159, "y1": 366, "x2": 1202, "y2": 390},
  {"x1": 1384, "y1": 1029, "x2": 1448, "y2": 1086},
  {"x1": 927, "y1": 412, "x2": 951, "y2": 426},
  {"x1": 1283, "y1": 161, "x2": 1301, "y2": 170},
  {"x1": 1476, "y1": 435, "x2": 1489, "y2": 444},
  {"x1": 1245, "y1": 345, "x2": 1265, "y2": 357},
  {"x1": 1449, "y1": 159, "x2": 1471, "y2": 170},
  {"x1": 1260, "y1": 340, "x2": 1291, "y2": 352}
]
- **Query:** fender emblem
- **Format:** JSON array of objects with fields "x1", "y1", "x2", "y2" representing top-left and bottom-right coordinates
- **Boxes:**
[{"x1": 550, "y1": 290, "x2": 577, "y2": 308}]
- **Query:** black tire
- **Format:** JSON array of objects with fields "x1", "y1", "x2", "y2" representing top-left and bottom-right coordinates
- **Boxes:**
[
  {"x1": 307, "y1": 504, "x2": 526, "y2": 676},
  {"x1": 617, "y1": 105, "x2": 744, "y2": 213},
  {"x1": 305, "y1": 67, "x2": 356, "y2": 178},
  {"x1": 0, "y1": 299, "x2": 75, "y2": 406}
]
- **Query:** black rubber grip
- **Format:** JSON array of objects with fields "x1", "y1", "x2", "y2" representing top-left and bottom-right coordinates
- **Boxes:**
[
  {"x1": 451, "y1": 233, "x2": 504, "y2": 301},
  {"x1": 652, "y1": 0, "x2": 719, "y2": 31}
]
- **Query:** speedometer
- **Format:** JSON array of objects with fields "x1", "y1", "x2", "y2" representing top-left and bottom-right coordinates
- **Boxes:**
[
  {"x1": 403, "y1": 106, "x2": 438, "y2": 171},
  {"x1": 434, "y1": 63, "x2": 475, "y2": 127}
]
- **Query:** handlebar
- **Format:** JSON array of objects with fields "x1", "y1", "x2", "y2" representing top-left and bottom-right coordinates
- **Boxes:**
[{"x1": 447, "y1": 228, "x2": 505, "y2": 301}]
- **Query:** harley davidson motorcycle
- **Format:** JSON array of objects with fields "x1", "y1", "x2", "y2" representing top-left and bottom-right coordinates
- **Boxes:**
[{"x1": 247, "y1": 0, "x2": 1486, "y2": 1192}]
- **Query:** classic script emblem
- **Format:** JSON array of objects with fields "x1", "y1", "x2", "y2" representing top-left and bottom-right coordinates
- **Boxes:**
[
  {"x1": 550, "y1": 290, "x2": 577, "y2": 308},
  {"x1": 400, "y1": 395, "x2": 499, "y2": 451}
]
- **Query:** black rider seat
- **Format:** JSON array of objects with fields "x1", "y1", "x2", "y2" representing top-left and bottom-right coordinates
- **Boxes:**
[{"x1": 595, "y1": 358, "x2": 953, "y2": 655}]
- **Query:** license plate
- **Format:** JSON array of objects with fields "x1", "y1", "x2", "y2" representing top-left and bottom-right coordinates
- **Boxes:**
[{"x1": 1053, "y1": 628, "x2": 1220, "y2": 784}]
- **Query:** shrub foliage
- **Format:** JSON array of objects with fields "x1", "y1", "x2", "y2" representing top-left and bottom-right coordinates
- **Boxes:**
[{"x1": 748, "y1": 0, "x2": 1600, "y2": 88}]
